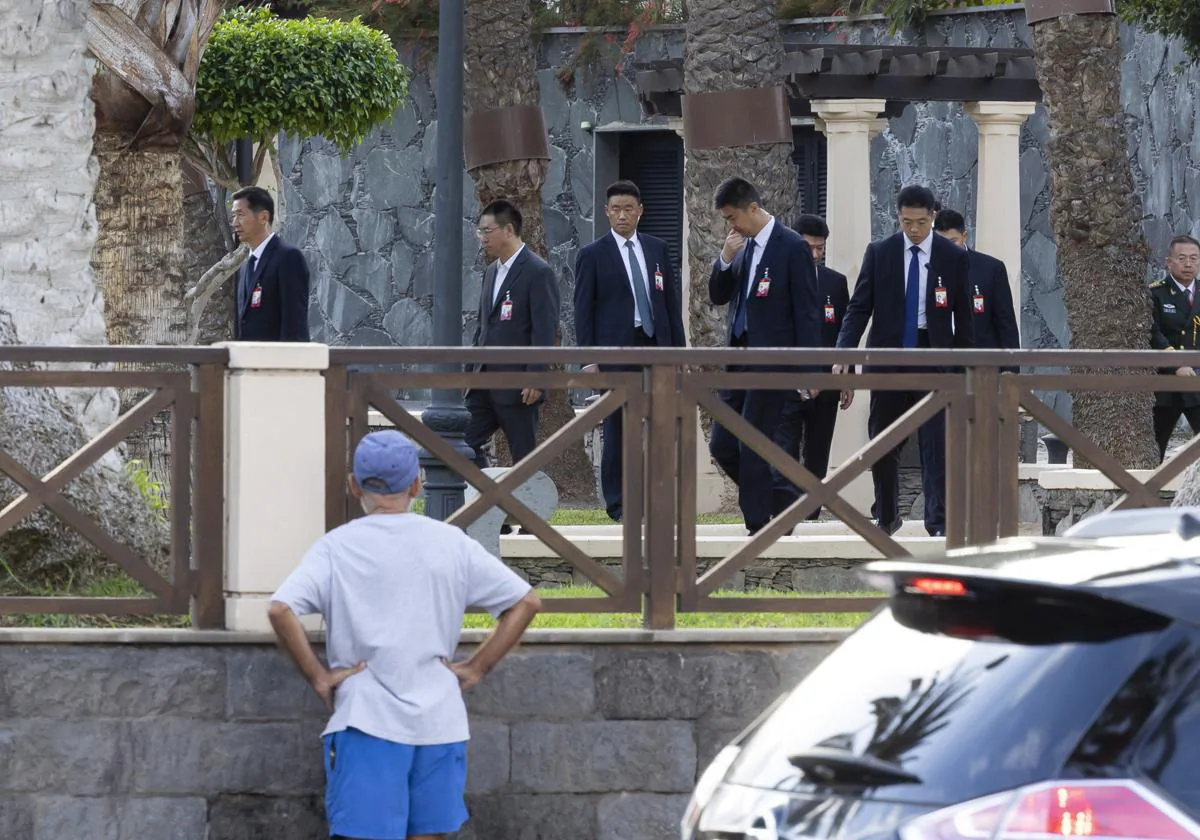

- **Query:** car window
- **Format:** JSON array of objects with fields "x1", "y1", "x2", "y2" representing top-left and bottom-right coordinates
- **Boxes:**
[
  {"x1": 728, "y1": 609, "x2": 1172, "y2": 806},
  {"x1": 1139, "y1": 670, "x2": 1200, "y2": 814}
]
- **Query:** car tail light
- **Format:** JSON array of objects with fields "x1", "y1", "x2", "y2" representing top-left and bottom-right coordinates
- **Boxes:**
[
  {"x1": 900, "y1": 780, "x2": 1200, "y2": 840},
  {"x1": 907, "y1": 577, "x2": 969, "y2": 597}
]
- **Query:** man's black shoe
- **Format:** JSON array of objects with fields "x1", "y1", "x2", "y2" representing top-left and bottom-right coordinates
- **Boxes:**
[
  {"x1": 928, "y1": 528, "x2": 946, "y2": 538},
  {"x1": 874, "y1": 518, "x2": 902, "y2": 536},
  {"x1": 500, "y1": 524, "x2": 513, "y2": 535}
]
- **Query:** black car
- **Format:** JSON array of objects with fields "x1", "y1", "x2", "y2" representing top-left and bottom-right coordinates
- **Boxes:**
[{"x1": 682, "y1": 509, "x2": 1200, "y2": 840}]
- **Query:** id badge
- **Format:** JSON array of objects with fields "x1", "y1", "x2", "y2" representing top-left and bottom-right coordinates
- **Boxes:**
[
  {"x1": 755, "y1": 267, "x2": 771, "y2": 298},
  {"x1": 973, "y1": 294, "x2": 985, "y2": 314},
  {"x1": 654, "y1": 267, "x2": 664, "y2": 292},
  {"x1": 250, "y1": 286, "x2": 262, "y2": 308},
  {"x1": 824, "y1": 304, "x2": 835, "y2": 323},
  {"x1": 500, "y1": 296, "x2": 513, "y2": 321},
  {"x1": 934, "y1": 285, "x2": 948, "y2": 308}
]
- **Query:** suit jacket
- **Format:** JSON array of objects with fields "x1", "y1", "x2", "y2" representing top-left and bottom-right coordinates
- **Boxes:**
[
  {"x1": 837, "y1": 232, "x2": 973, "y2": 361},
  {"x1": 967, "y1": 249, "x2": 1020, "y2": 352},
  {"x1": 818, "y1": 265, "x2": 849, "y2": 351},
  {"x1": 709, "y1": 222, "x2": 821, "y2": 361},
  {"x1": 573, "y1": 232, "x2": 686, "y2": 356},
  {"x1": 1150, "y1": 275, "x2": 1200, "y2": 408},
  {"x1": 471, "y1": 246, "x2": 560, "y2": 405},
  {"x1": 235, "y1": 235, "x2": 311, "y2": 342}
]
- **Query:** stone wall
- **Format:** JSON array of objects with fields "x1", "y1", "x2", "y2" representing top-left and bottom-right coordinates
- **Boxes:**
[
  {"x1": 0, "y1": 631, "x2": 842, "y2": 839},
  {"x1": 279, "y1": 9, "x2": 1200, "y2": 413}
]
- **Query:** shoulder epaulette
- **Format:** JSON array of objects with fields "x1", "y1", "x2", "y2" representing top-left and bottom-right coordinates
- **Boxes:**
[{"x1": 1150, "y1": 279, "x2": 1166, "y2": 288}]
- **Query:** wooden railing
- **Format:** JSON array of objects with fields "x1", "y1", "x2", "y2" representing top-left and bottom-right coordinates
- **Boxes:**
[
  {"x1": 0, "y1": 347, "x2": 227, "y2": 627},
  {"x1": 326, "y1": 347, "x2": 1200, "y2": 629}
]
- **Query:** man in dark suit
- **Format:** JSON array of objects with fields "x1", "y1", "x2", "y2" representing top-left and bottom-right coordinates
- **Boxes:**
[
  {"x1": 833, "y1": 185, "x2": 973, "y2": 537},
  {"x1": 933, "y1": 209, "x2": 1020, "y2": 353},
  {"x1": 467, "y1": 199, "x2": 560, "y2": 470},
  {"x1": 773, "y1": 214, "x2": 852, "y2": 520},
  {"x1": 1149, "y1": 234, "x2": 1200, "y2": 461},
  {"x1": 708, "y1": 177, "x2": 821, "y2": 534},
  {"x1": 573, "y1": 180, "x2": 686, "y2": 522},
  {"x1": 231, "y1": 186, "x2": 310, "y2": 341}
]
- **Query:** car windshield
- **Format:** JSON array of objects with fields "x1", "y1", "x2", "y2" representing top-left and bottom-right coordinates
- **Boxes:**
[{"x1": 727, "y1": 609, "x2": 1169, "y2": 805}]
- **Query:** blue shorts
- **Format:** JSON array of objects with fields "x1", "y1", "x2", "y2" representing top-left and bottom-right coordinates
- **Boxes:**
[{"x1": 323, "y1": 727, "x2": 468, "y2": 839}]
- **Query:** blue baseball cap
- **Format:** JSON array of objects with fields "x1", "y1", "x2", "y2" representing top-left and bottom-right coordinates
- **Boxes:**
[{"x1": 353, "y1": 430, "x2": 420, "y2": 494}]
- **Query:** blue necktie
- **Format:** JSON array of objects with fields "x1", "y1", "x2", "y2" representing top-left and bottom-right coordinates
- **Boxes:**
[
  {"x1": 732, "y1": 238, "x2": 756, "y2": 339},
  {"x1": 903, "y1": 244, "x2": 920, "y2": 348},
  {"x1": 626, "y1": 241, "x2": 654, "y2": 337}
]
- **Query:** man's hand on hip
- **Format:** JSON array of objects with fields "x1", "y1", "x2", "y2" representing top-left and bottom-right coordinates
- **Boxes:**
[{"x1": 311, "y1": 662, "x2": 366, "y2": 711}]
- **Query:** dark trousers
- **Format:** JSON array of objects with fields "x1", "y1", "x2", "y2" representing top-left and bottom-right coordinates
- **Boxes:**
[
  {"x1": 868, "y1": 388, "x2": 946, "y2": 535},
  {"x1": 598, "y1": 329, "x2": 656, "y2": 522},
  {"x1": 1153, "y1": 403, "x2": 1200, "y2": 461},
  {"x1": 465, "y1": 390, "x2": 538, "y2": 469},
  {"x1": 709, "y1": 386, "x2": 788, "y2": 531},
  {"x1": 773, "y1": 389, "x2": 840, "y2": 519}
]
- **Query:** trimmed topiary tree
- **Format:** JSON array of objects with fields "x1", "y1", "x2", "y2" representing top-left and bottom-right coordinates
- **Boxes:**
[{"x1": 183, "y1": 7, "x2": 410, "y2": 339}]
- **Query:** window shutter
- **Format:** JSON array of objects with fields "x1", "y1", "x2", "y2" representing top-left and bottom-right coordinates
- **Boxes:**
[{"x1": 618, "y1": 132, "x2": 685, "y2": 280}]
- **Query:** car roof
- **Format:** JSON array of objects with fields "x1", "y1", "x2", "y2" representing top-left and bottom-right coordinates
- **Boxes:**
[{"x1": 860, "y1": 529, "x2": 1200, "y2": 626}]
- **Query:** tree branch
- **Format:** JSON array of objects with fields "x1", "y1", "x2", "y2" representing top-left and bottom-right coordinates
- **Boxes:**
[{"x1": 185, "y1": 243, "x2": 249, "y2": 344}]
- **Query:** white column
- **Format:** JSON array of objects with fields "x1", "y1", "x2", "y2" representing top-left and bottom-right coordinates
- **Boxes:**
[
  {"x1": 965, "y1": 101, "x2": 1037, "y2": 339},
  {"x1": 813, "y1": 100, "x2": 887, "y2": 282},
  {"x1": 222, "y1": 342, "x2": 329, "y2": 631},
  {"x1": 813, "y1": 100, "x2": 887, "y2": 515}
]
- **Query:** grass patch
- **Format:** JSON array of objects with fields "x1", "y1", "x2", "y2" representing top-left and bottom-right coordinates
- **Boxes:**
[
  {"x1": 0, "y1": 568, "x2": 189, "y2": 629},
  {"x1": 462, "y1": 585, "x2": 873, "y2": 630},
  {"x1": 410, "y1": 498, "x2": 743, "y2": 526}
]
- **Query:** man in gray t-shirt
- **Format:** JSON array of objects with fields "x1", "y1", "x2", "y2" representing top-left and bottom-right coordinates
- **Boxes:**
[{"x1": 269, "y1": 430, "x2": 541, "y2": 840}]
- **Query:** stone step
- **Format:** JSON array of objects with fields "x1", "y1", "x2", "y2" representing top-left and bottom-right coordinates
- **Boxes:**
[{"x1": 548, "y1": 521, "x2": 934, "y2": 539}]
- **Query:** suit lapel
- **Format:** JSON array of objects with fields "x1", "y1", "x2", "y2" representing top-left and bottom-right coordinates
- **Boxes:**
[
  {"x1": 240, "y1": 236, "x2": 280, "y2": 316},
  {"x1": 606, "y1": 235, "x2": 632, "y2": 300},
  {"x1": 490, "y1": 248, "x2": 528, "y2": 316}
]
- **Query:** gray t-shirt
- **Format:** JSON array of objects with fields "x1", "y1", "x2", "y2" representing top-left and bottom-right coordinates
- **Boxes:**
[{"x1": 271, "y1": 512, "x2": 531, "y2": 746}]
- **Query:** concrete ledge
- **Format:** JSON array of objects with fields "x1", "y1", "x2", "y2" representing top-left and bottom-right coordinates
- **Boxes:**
[
  {"x1": 1019, "y1": 463, "x2": 1071, "y2": 481},
  {"x1": 1038, "y1": 468, "x2": 1184, "y2": 492},
  {"x1": 0, "y1": 627, "x2": 855, "y2": 645},
  {"x1": 502, "y1": 533, "x2": 945, "y2": 560}
]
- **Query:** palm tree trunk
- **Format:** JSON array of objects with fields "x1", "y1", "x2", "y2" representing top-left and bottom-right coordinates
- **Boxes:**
[
  {"x1": 464, "y1": 0, "x2": 597, "y2": 506},
  {"x1": 1032, "y1": 14, "x2": 1158, "y2": 468}
]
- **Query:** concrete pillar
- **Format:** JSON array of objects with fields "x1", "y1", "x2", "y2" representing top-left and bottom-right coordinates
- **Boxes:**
[
  {"x1": 965, "y1": 101, "x2": 1037, "y2": 339},
  {"x1": 222, "y1": 342, "x2": 328, "y2": 631},
  {"x1": 813, "y1": 99, "x2": 887, "y2": 515}
]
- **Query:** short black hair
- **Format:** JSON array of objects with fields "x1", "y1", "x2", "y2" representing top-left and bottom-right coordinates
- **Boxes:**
[
  {"x1": 606, "y1": 180, "x2": 641, "y2": 203},
  {"x1": 897, "y1": 185, "x2": 938, "y2": 213},
  {"x1": 794, "y1": 214, "x2": 830, "y2": 239},
  {"x1": 1170, "y1": 234, "x2": 1200, "y2": 253},
  {"x1": 481, "y1": 199, "x2": 523, "y2": 237},
  {"x1": 933, "y1": 209, "x2": 967, "y2": 234},
  {"x1": 232, "y1": 186, "x2": 275, "y2": 224},
  {"x1": 713, "y1": 177, "x2": 761, "y2": 211}
]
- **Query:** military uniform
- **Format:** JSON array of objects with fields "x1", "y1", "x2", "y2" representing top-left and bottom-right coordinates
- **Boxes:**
[{"x1": 1149, "y1": 276, "x2": 1200, "y2": 460}]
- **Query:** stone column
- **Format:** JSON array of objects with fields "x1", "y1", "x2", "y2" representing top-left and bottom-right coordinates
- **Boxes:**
[
  {"x1": 813, "y1": 100, "x2": 887, "y2": 282},
  {"x1": 965, "y1": 101, "x2": 1037, "y2": 336},
  {"x1": 813, "y1": 100, "x2": 887, "y2": 515},
  {"x1": 222, "y1": 342, "x2": 328, "y2": 631}
]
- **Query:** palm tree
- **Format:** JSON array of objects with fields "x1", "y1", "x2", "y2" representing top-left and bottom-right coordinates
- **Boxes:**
[
  {"x1": 464, "y1": 0, "x2": 597, "y2": 505},
  {"x1": 86, "y1": 0, "x2": 223, "y2": 348},
  {"x1": 1029, "y1": 6, "x2": 1158, "y2": 468}
]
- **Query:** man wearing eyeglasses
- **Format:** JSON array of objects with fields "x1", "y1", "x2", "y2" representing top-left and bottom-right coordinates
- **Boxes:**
[
  {"x1": 466, "y1": 199, "x2": 560, "y2": 471},
  {"x1": 1150, "y1": 234, "x2": 1200, "y2": 461},
  {"x1": 833, "y1": 185, "x2": 973, "y2": 538}
]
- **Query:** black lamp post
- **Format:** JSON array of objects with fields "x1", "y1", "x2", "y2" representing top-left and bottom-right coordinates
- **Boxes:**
[{"x1": 419, "y1": 0, "x2": 474, "y2": 520}]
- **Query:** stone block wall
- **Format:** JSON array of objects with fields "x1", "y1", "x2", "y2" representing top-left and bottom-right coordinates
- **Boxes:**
[
  {"x1": 278, "y1": 9, "x2": 1200, "y2": 417},
  {"x1": 0, "y1": 633, "x2": 842, "y2": 839}
]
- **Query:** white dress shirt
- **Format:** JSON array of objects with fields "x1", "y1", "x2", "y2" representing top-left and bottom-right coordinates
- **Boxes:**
[
  {"x1": 492, "y1": 244, "x2": 526, "y2": 306},
  {"x1": 905, "y1": 230, "x2": 934, "y2": 329},
  {"x1": 1173, "y1": 276, "x2": 1196, "y2": 304},
  {"x1": 248, "y1": 232, "x2": 276, "y2": 269},
  {"x1": 718, "y1": 215, "x2": 776, "y2": 299},
  {"x1": 612, "y1": 229, "x2": 651, "y2": 328}
]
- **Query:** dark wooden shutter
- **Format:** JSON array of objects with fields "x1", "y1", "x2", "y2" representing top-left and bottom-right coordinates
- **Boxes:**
[
  {"x1": 618, "y1": 131, "x2": 684, "y2": 278},
  {"x1": 792, "y1": 125, "x2": 828, "y2": 221}
]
